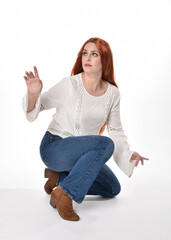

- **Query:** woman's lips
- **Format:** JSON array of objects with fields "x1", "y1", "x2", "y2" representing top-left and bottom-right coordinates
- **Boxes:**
[{"x1": 85, "y1": 64, "x2": 92, "y2": 67}]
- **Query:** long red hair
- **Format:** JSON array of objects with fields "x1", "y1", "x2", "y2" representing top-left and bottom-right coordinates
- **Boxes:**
[{"x1": 70, "y1": 37, "x2": 119, "y2": 135}]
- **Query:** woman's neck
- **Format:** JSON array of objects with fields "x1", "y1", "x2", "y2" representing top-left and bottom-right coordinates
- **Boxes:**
[{"x1": 82, "y1": 71, "x2": 103, "y2": 92}]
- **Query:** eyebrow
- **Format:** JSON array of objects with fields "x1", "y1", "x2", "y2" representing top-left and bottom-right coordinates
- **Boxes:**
[{"x1": 83, "y1": 48, "x2": 98, "y2": 52}]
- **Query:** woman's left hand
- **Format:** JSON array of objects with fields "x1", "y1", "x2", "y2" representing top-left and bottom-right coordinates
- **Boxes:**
[{"x1": 129, "y1": 152, "x2": 149, "y2": 167}]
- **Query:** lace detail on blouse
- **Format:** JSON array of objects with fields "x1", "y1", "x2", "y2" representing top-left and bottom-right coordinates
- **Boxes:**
[
  {"x1": 74, "y1": 78, "x2": 84, "y2": 135},
  {"x1": 104, "y1": 86, "x2": 112, "y2": 122},
  {"x1": 74, "y1": 76, "x2": 113, "y2": 135},
  {"x1": 107, "y1": 126, "x2": 122, "y2": 131}
]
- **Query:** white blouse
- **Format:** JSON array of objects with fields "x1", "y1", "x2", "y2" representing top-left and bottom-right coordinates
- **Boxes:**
[{"x1": 22, "y1": 72, "x2": 136, "y2": 177}]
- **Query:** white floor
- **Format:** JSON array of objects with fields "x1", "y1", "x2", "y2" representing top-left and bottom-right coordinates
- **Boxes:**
[{"x1": 0, "y1": 178, "x2": 171, "y2": 240}]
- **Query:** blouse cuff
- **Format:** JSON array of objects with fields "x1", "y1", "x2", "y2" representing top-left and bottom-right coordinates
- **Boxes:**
[
  {"x1": 113, "y1": 149, "x2": 136, "y2": 178},
  {"x1": 22, "y1": 90, "x2": 41, "y2": 122},
  {"x1": 127, "y1": 150, "x2": 136, "y2": 177}
]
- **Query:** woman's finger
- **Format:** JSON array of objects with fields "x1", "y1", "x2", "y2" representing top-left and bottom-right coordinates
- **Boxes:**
[
  {"x1": 24, "y1": 76, "x2": 28, "y2": 81},
  {"x1": 34, "y1": 66, "x2": 39, "y2": 79},
  {"x1": 135, "y1": 156, "x2": 140, "y2": 167},
  {"x1": 140, "y1": 156, "x2": 149, "y2": 160},
  {"x1": 25, "y1": 71, "x2": 31, "y2": 78},
  {"x1": 29, "y1": 71, "x2": 35, "y2": 78}
]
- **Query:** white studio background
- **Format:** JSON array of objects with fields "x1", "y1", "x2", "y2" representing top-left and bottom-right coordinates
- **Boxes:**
[
  {"x1": 0, "y1": 0, "x2": 171, "y2": 238},
  {"x1": 0, "y1": 0, "x2": 170, "y2": 189}
]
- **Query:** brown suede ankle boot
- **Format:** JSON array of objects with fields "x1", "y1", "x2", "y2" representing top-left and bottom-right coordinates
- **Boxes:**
[
  {"x1": 44, "y1": 168, "x2": 59, "y2": 195},
  {"x1": 50, "y1": 185, "x2": 80, "y2": 221}
]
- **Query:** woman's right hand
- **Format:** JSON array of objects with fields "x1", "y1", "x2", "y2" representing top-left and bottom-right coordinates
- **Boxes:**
[{"x1": 24, "y1": 66, "x2": 43, "y2": 96}]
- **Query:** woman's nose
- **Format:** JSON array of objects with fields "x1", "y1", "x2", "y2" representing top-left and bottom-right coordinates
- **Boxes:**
[{"x1": 87, "y1": 54, "x2": 91, "y2": 61}]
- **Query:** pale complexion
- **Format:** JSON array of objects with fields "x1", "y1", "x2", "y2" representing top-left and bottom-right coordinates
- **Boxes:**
[
  {"x1": 23, "y1": 66, "x2": 43, "y2": 112},
  {"x1": 81, "y1": 42, "x2": 108, "y2": 96}
]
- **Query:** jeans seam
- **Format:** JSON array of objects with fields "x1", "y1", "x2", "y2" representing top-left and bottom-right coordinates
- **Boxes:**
[
  {"x1": 59, "y1": 184, "x2": 82, "y2": 204},
  {"x1": 59, "y1": 141, "x2": 105, "y2": 203},
  {"x1": 71, "y1": 141, "x2": 106, "y2": 199}
]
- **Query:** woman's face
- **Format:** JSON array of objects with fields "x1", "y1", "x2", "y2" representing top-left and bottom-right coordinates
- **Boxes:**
[{"x1": 81, "y1": 42, "x2": 102, "y2": 74}]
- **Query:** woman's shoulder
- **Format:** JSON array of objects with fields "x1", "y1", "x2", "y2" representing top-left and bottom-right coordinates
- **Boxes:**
[
  {"x1": 62, "y1": 73, "x2": 80, "y2": 83},
  {"x1": 108, "y1": 82, "x2": 119, "y2": 95},
  {"x1": 58, "y1": 73, "x2": 79, "y2": 86},
  {"x1": 62, "y1": 73, "x2": 82, "y2": 89}
]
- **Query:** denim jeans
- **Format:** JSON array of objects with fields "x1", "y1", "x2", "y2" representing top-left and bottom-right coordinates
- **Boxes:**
[{"x1": 39, "y1": 131, "x2": 121, "y2": 204}]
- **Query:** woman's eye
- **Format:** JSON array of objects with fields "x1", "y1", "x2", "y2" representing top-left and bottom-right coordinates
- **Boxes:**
[
  {"x1": 92, "y1": 52, "x2": 98, "y2": 56},
  {"x1": 82, "y1": 52, "x2": 98, "y2": 56}
]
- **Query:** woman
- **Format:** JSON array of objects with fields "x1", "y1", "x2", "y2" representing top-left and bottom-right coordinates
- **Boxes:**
[{"x1": 22, "y1": 37, "x2": 149, "y2": 222}]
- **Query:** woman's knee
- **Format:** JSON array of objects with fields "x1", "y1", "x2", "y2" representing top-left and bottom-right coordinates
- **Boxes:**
[
  {"x1": 112, "y1": 181, "x2": 121, "y2": 196},
  {"x1": 100, "y1": 136, "x2": 115, "y2": 157}
]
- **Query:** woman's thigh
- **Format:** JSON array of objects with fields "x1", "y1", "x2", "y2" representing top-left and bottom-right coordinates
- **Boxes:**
[{"x1": 39, "y1": 131, "x2": 114, "y2": 172}]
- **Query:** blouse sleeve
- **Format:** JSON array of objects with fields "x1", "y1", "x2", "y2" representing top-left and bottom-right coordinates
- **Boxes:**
[
  {"x1": 106, "y1": 89, "x2": 136, "y2": 177},
  {"x1": 22, "y1": 77, "x2": 68, "y2": 122}
]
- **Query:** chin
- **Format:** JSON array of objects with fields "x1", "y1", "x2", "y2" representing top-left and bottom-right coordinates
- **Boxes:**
[{"x1": 83, "y1": 68, "x2": 94, "y2": 73}]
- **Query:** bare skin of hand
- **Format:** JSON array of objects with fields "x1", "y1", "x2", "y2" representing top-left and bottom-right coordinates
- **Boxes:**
[
  {"x1": 129, "y1": 152, "x2": 149, "y2": 167},
  {"x1": 23, "y1": 66, "x2": 43, "y2": 96}
]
